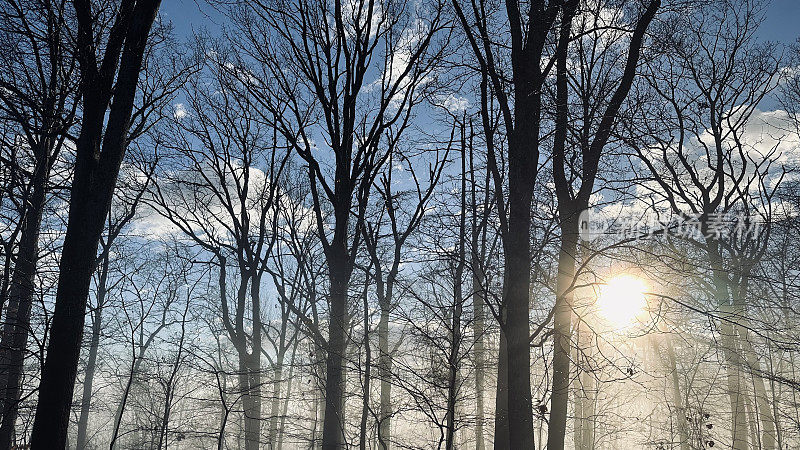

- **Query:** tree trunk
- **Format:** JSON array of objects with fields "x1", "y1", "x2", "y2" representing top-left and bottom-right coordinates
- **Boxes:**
[
  {"x1": 493, "y1": 321, "x2": 509, "y2": 449},
  {"x1": 377, "y1": 297, "x2": 392, "y2": 450},
  {"x1": 665, "y1": 339, "x2": 689, "y2": 450},
  {"x1": 217, "y1": 390, "x2": 230, "y2": 450},
  {"x1": 0, "y1": 145, "x2": 48, "y2": 449},
  {"x1": 743, "y1": 375, "x2": 759, "y2": 449},
  {"x1": 547, "y1": 9, "x2": 578, "y2": 447},
  {"x1": 573, "y1": 318, "x2": 595, "y2": 450},
  {"x1": 359, "y1": 285, "x2": 371, "y2": 450},
  {"x1": 313, "y1": 344, "x2": 327, "y2": 447},
  {"x1": 277, "y1": 340, "x2": 298, "y2": 450},
  {"x1": 269, "y1": 352, "x2": 285, "y2": 449},
  {"x1": 721, "y1": 312, "x2": 748, "y2": 450},
  {"x1": 446, "y1": 264, "x2": 465, "y2": 448},
  {"x1": 573, "y1": 383, "x2": 582, "y2": 450},
  {"x1": 768, "y1": 343, "x2": 783, "y2": 450},
  {"x1": 503, "y1": 133, "x2": 537, "y2": 449},
  {"x1": 579, "y1": 371, "x2": 595, "y2": 450},
  {"x1": 30, "y1": 1, "x2": 161, "y2": 446},
  {"x1": 110, "y1": 350, "x2": 147, "y2": 449},
  {"x1": 76, "y1": 273, "x2": 107, "y2": 450},
  {"x1": 322, "y1": 253, "x2": 350, "y2": 449},
  {"x1": 741, "y1": 331, "x2": 775, "y2": 449},
  {"x1": 472, "y1": 252, "x2": 486, "y2": 450},
  {"x1": 548, "y1": 218, "x2": 579, "y2": 450},
  {"x1": 240, "y1": 353, "x2": 261, "y2": 450},
  {"x1": 733, "y1": 279, "x2": 776, "y2": 450},
  {"x1": 708, "y1": 244, "x2": 748, "y2": 450},
  {"x1": 158, "y1": 384, "x2": 173, "y2": 450},
  {"x1": 246, "y1": 278, "x2": 263, "y2": 450}
]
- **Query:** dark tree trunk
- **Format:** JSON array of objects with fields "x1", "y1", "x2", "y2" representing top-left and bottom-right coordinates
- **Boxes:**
[
  {"x1": 245, "y1": 278, "x2": 263, "y2": 450},
  {"x1": 548, "y1": 217, "x2": 579, "y2": 450},
  {"x1": 377, "y1": 299, "x2": 391, "y2": 449},
  {"x1": 472, "y1": 259, "x2": 486, "y2": 450},
  {"x1": 76, "y1": 260, "x2": 108, "y2": 450},
  {"x1": 30, "y1": 1, "x2": 161, "y2": 447},
  {"x1": 493, "y1": 324, "x2": 509, "y2": 449},
  {"x1": 60, "y1": 213, "x2": 118, "y2": 450},
  {"x1": 445, "y1": 295, "x2": 463, "y2": 450},
  {"x1": 359, "y1": 286, "x2": 371, "y2": 450},
  {"x1": 547, "y1": 4, "x2": 580, "y2": 446},
  {"x1": 0, "y1": 146, "x2": 49, "y2": 449},
  {"x1": 469, "y1": 123, "x2": 489, "y2": 450},
  {"x1": 322, "y1": 253, "x2": 350, "y2": 449},
  {"x1": 502, "y1": 100, "x2": 539, "y2": 450},
  {"x1": 449, "y1": 2, "x2": 551, "y2": 445},
  {"x1": 239, "y1": 353, "x2": 262, "y2": 450},
  {"x1": 446, "y1": 144, "x2": 468, "y2": 450}
]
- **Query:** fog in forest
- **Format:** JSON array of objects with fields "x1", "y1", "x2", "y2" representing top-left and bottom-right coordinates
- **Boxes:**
[{"x1": 2, "y1": 0, "x2": 800, "y2": 448}]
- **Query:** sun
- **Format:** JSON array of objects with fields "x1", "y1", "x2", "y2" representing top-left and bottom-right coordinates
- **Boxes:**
[{"x1": 595, "y1": 274, "x2": 649, "y2": 327}]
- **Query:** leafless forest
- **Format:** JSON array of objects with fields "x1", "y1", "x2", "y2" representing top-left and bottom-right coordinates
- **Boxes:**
[{"x1": 2, "y1": 0, "x2": 800, "y2": 448}]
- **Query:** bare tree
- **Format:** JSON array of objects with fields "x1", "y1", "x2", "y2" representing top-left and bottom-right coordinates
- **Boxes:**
[
  {"x1": 148, "y1": 48, "x2": 290, "y2": 449},
  {"x1": 547, "y1": 1, "x2": 659, "y2": 448},
  {"x1": 449, "y1": 0, "x2": 567, "y2": 445},
  {"x1": 0, "y1": 2, "x2": 79, "y2": 445},
  {"x1": 358, "y1": 117, "x2": 449, "y2": 449},
  {"x1": 75, "y1": 166, "x2": 153, "y2": 450},
  {"x1": 628, "y1": 1, "x2": 781, "y2": 447},
  {"x1": 108, "y1": 244, "x2": 189, "y2": 449},
  {"x1": 263, "y1": 186, "x2": 319, "y2": 450},
  {"x1": 30, "y1": 0, "x2": 163, "y2": 446},
  {"x1": 226, "y1": 0, "x2": 448, "y2": 445}
]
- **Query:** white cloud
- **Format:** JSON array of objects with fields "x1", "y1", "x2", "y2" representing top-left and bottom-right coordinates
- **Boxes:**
[
  {"x1": 435, "y1": 94, "x2": 469, "y2": 113},
  {"x1": 173, "y1": 103, "x2": 187, "y2": 120}
]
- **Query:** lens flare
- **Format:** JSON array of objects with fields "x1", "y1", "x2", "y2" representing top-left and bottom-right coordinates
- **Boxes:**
[{"x1": 596, "y1": 274, "x2": 648, "y2": 327}]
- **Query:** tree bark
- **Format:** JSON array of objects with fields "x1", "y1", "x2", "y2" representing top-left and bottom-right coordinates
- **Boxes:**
[
  {"x1": 446, "y1": 151, "x2": 467, "y2": 450},
  {"x1": 665, "y1": 338, "x2": 689, "y2": 450},
  {"x1": 733, "y1": 279, "x2": 776, "y2": 450},
  {"x1": 501, "y1": 78, "x2": 541, "y2": 450},
  {"x1": 548, "y1": 218, "x2": 579, "y2": 450},
  {"x1": 76, "y1": 258, "x2": 109, "y2": 450},
  {"x1": 277, "y1": 340, "x2": 298, "y2": 450},
  {"x1": 31, "y1": 1, "x2": 161, "y2": 447},
  {"x1": 0, "y1": 143, "x2": 48, "y2": 449},
  {"x1": 472, "y1": 255, "x2": 486, "y2": 450},
  {"x1": 269, "y1": 351, "x2": 286, "y2": 449},
  {"x1": 110, "y1": 340, "x2": 151, "y2": 449},
  {"x1": 493, "y1": 328, "x2": 509, "y2": 450},
  {"x1": 322, "y1": 250, "x2": 350, "y2": 449},
  {"x1": 573, "y1": 318, "x2": 596, "y2": 450},
  {"x1": 359, "y1": 284, "x2": 371, "y2": 450},
  {"x1": 470, "y1": 139, "x2": 488, "y2": 450},
  {"x1": 239, "y1": 353, "x2": 262, "y2": 450},
  {"x1": 377, "y1": 299, "x2": 391, "y2": 450},
  {"x1": 707, "y1": 243, "x2": 748, "y2": 450},
  {"x1": 246, "y1": 278, "x2": 263, "y2": 450}
]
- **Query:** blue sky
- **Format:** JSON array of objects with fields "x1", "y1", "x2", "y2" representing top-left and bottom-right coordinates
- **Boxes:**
[
  {"x1": 761, "y1": 0, "x2": 800, "y2": 44},
  {"x1": 160, "y1": 0, "x2": 800, "y2": 47},
  {"x1": 159, "y1": 0, "x2": 216, "y2": 38},
  {"x1": 759, "y1": 0, "x2": 800, "y2": 42}
]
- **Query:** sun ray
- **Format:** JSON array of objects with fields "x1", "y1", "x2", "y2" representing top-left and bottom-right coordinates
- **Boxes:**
[{"x1": 596, "y1": 274, "x2": 648, "y2": 328}]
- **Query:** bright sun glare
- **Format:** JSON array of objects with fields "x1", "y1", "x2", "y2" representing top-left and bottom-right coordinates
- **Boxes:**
[{"x1": 596, "y1": 274, "x2": 649, "y2": 328}]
